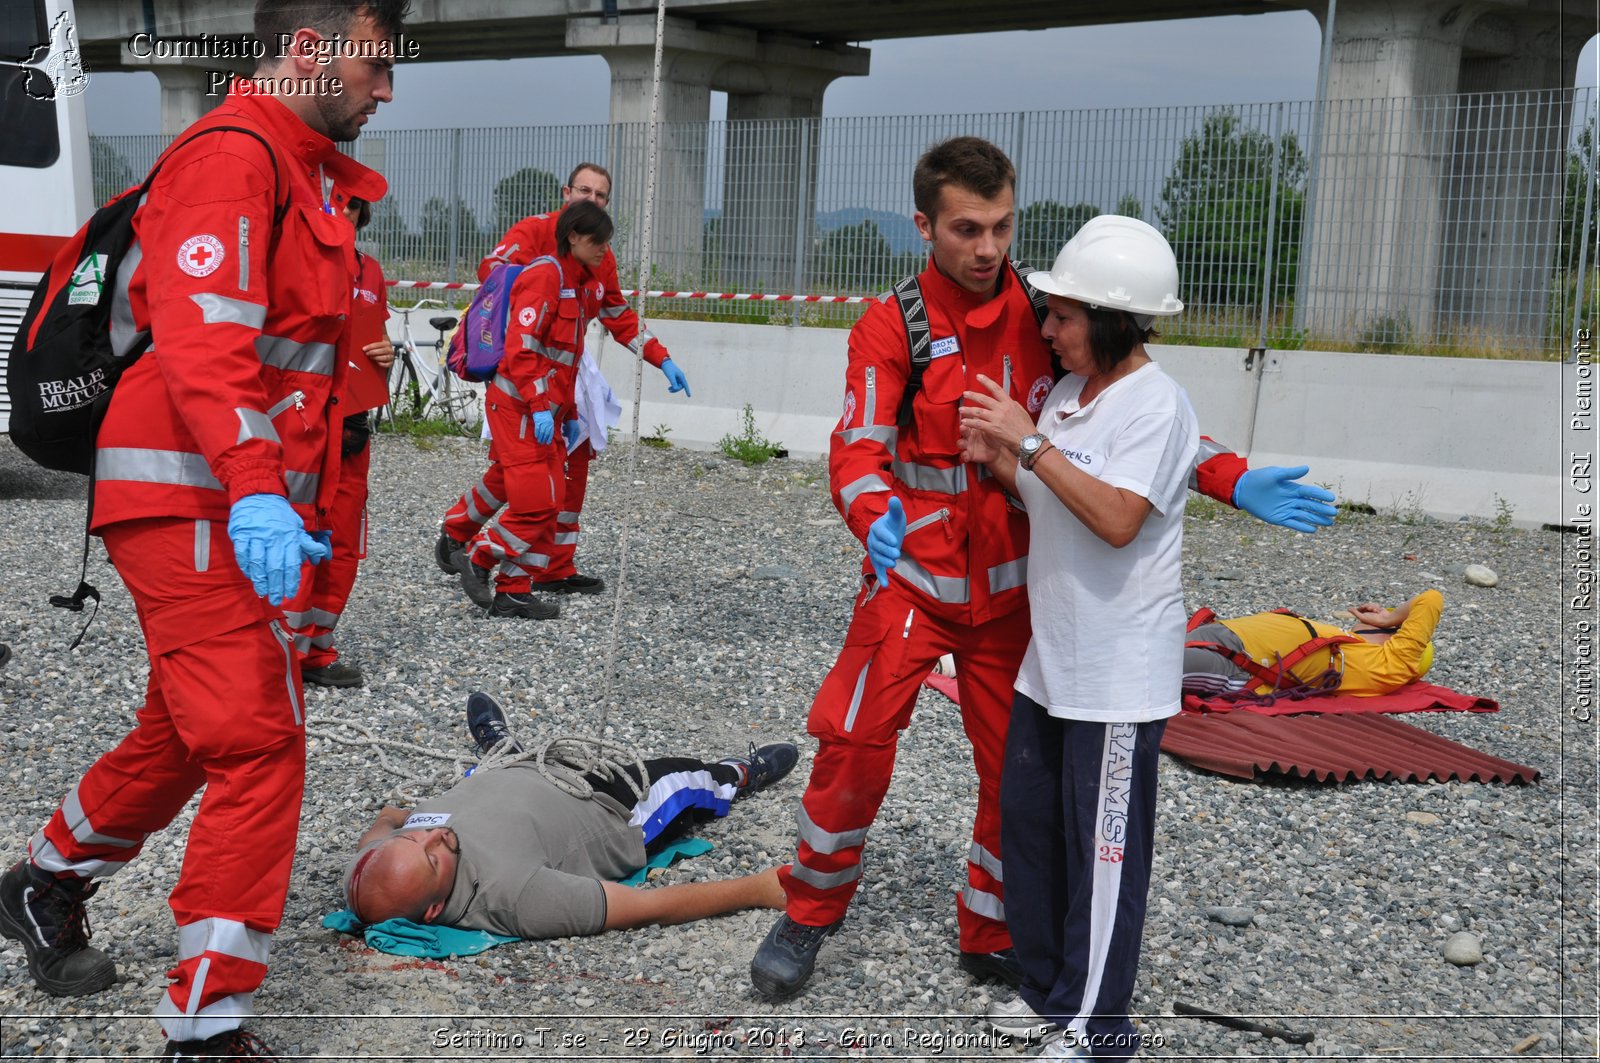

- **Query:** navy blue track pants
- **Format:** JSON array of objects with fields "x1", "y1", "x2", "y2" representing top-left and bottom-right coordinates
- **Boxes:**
[{"x1": 1000, "y1": 692, "x2": 1166, "y2": 1061}]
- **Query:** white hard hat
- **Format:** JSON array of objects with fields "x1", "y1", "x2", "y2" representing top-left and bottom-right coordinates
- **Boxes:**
[{"x1": 1027, "y1": 215, "x2": 1184, "y2": 320}]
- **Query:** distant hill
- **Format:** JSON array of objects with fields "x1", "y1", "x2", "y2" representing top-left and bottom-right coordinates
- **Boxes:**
[{"x1": 814, "y1": 208, "x2": 923, "y2": 255}]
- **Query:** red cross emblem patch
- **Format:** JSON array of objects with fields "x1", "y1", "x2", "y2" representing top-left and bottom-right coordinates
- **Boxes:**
[{"x1": 177, "y1": 235, "x2": 225, "y2": 278}]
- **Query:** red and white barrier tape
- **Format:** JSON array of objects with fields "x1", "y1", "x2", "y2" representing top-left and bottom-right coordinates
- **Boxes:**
[{"x1": 385, "y1": 279, "x2": 874, "y2": 304}]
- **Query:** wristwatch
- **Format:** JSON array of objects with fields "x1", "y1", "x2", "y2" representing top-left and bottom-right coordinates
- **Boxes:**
[{"x1": 1018, "y1": 432, "x2": 1050, "y2": 470}]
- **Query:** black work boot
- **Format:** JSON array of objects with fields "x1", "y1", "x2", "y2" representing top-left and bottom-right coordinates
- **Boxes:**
[
  {"x1": 720, "y1": 743, "x2": 800, "y2": 797},
  {"x1": 433, "y1": 533, "x2": 462, "y2": 575},
  {"x1": 0, "y1": 861, "x2": 117, "y2": 996},
  {"x1": 489, "y1": 592, "x2": 559, "y2": 620},
  {"x1": 163, "y1": 1028, "x2": 277, "y2": 1059},
  {"x1": 301, "y1": 660, "x2": 364, "y2": 689},
  {"x1": 750, "y1": 912, "x2": 840, "y2": 1001},
  {"x1": 959, "y1": 946, "x2": 1025, "y2": 986},
  {"x1": 454, "y1": 550, "x2": 495, "y2": 609}
]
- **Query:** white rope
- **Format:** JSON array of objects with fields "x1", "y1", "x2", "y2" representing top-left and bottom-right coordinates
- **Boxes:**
[{"x1": 598, "y1": 0, "x2": 670, "y2": 731}]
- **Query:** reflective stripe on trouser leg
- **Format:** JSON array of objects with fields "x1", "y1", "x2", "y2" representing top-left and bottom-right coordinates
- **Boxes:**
[
  {"x1": 156, "y1": 916, "x2": 273, "y2": 1043},
  {"x1": 442, "y1": 460, "x2": 507, "y2": 544},
  {"x1": 480, "y1": 397, "x2": 564, "y2": 594},
  {"x1": 545, "y1": 440, "x2": 592, "y2": 580},
  {"x1": 96, "y1": 518, "x2": 305, "y2": 1043},
  {"x1": 1001, "y1": 692, "x2": 1164, "y2": 1063},
  {"x1": 283, "y1": 445, "x2": 368, "y2": 668},
  {"x1": 780, "y1": 586, "x2": 938, "y2": 926},
  {"x1": 950, "y1": 604, "x2": 1031, "y2": 954}
]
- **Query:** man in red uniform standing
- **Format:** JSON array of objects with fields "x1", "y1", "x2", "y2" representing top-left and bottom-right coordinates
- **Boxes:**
[
  {"x1": 750, "y1": 137, "x2": 1337, "y2": 1002},
  {"x1": 0, "y1": 3, "x2": 403, "y2": 1058},
  {"x1": 285, "y1": 195, "x2": 394, "y2": 688},
  {"x1": 434, "y1": 163, "x2": 691, "y2": 594}
]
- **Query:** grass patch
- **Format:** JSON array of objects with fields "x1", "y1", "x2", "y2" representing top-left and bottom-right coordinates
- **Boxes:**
[{"x1": 718, "y1": 404, "x2": 784, "y2": 465}]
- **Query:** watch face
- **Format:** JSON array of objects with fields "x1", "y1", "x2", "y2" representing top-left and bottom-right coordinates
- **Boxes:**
[{"x1": 1021, "y1": 434, "x2": 1041, "y2": 455}]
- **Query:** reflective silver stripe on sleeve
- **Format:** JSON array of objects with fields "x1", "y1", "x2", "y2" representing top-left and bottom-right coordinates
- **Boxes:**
[
  {"x1": 283, "y1": 471, "x2": 319, "y2": 505},
  {"x1": 969, "y1": 842, "x2": 1004, "y2": 882},
  {"x1": 110, "y1": 233, "x2": 148, "y2": 359},
  {"x1": 987, "y1": 557, "x2": 1028, "y2": 595},
  {"x1": 788, "y1": 860, "x2": 864, "y2": 892},
  {"x1": 836, "y1": 425, "x2": 897, "y2": 448},
  {"x1": 195, "y1": 519, "x2": 210, "y2": 572},
  {"x1": 191, "y1": 292, "x2": 266, "y2": 329},
  {"x1": 1191, "y1": 435, "x2": 1234, "y2": 493},
  {"x1": 842, "y1": 656, "x2": 872, "y2": 732},
  {"x1": 798, "y1": 804, "x2": 870, "y2": 855},
  {"x1": 839, "y1": 474, "x2": 891, "y2": 512},
  {"x1": 255, "y1": 335, "x2": 337, "y2": 376},
  {"x1": 98, "y1": 448, "x2": 317, "y2": 505},
  {"x1": 493, "y1": 374, "x2": 523, "y2": 401},
  {"x1": 864, "y1": 365, "x2": 877, "y2": 427},
  {"x1": 598, "y1": 304, "x2": 626, "y2": 319},
  {"x1": 961, "y1": 884, "x2": 1005, "y2": 922},
  {"x1": 892, "y1": 459, "x2": 966, "y2": 494},
  {"x1": 235, "y1": 408, "x2": 279, "y2": 445},
  {"x1": 895, "y1": 557, "x2": 970, "y2": 604}
]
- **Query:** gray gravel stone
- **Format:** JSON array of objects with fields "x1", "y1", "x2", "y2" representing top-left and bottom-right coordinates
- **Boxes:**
[
  {"x1": 1444, "y1": 932, "x2": 1485, "y2": 966},
  {"x1": 1204, "y1": 907, "x2": 1256, "y2": 928},
  {"x1": 1464, "y1": 563, "x2": 1500, "y2": 587},
  {"x1": 0, "y1": 434, "x2": 1587, "y2": 1060}
]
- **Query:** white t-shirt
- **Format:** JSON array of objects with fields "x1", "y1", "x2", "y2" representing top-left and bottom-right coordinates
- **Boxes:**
[{"x1": 1013, "y1": 361, "x2": 1199, "y2": 722}]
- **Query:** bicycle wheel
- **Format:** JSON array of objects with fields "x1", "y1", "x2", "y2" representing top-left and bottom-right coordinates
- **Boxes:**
[{"x1": 436, "y1": 372, "x2": 480, "y2": 434}]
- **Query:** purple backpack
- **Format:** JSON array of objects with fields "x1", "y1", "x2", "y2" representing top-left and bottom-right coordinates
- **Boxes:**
[{"x1": 448, "y1": 259, "x2": 550, "y2": 381}]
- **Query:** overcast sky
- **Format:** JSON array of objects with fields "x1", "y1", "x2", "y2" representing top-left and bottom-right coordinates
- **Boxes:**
[{"x1": 85, "y1": 11, "x2": 1600, "y2": 134}]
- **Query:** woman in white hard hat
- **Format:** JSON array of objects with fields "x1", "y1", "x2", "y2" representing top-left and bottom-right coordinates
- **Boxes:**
[{"x1": 959, "y1": 215, "x2": 1195, "y2": 1061}]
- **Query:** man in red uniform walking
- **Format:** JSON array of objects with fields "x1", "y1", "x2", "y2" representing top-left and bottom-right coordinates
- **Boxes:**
[
  {"x1": 0, "y1": 3, "x2": 403, "y2": 1057},
  {"x1": 435, "y1": 163, "x2": 691, "y2": 594},
  {"x1": 750, "y1": 137, "x2": 1337, "y2": 1001}
]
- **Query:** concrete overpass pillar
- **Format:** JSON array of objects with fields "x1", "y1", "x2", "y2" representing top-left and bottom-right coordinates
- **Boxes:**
[
  {"x1": 120, "y1": 47, "x2": 251, "y2": 136},
  {"x1": 1298, "y1": 0, "x2": 1594, "y2": 349},
  {"x1": 568, "y1": 16, "x2": 867, "y2": 295}
]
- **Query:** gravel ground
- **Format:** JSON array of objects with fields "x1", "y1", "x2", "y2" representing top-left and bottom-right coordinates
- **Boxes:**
[{"x1": 0, "y1": 431, "x2": 1594, "y2": 1061}]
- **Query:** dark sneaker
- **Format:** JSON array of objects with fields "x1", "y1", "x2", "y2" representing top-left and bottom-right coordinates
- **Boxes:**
[
  {"x1": 720, "y1": 742, "x2": 799, "y2": 797},
  {"x1": 466, "y1": 691, "x2": 522, "y2": 755},
  {"x1": 489, "y1": 592, "x2": 559, "y2": 620},
  {"x1": 959, "y1": 946, "x2": 1024, "y2": 987},
  {"x1": 433, "y1": 533, "x2": 461, "y2": 575},
  {"x1": 302, "y1": 661, "x2": 363, "y2": 689},
  {"x1": 750, "y1": 913, "x2": 840, "y2": 1001},
  {"x1": 454, "y1": 550, "x2": 495, "y2": 609},
  {"x1": 0, "y1": 861, "x2": 117, "y2": 997},
  {"x1": 533, "y1": 573, "x2": 606, "y2": 595},
  {"x1": 163, "y1": 1028, "x2": 277, "y2": 1059}
]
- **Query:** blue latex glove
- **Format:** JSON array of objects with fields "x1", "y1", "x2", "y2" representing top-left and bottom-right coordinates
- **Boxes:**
[
  {"x1": 866, "y1": 496, "x2": 906, "y2": 584},
  {"x1": 228, "y1": 493, "x2": 330, "y2": 605},
  {"x1": 532, "y1": 409, "x2": 554, "y2": 444},
  {"x1": 1232, "y1": 465, "x2": 1339, "y2": 534},
  {"x1": 660, "y1": 358, "x2": 692, "y2": 397},
  {"x1": 562, "y1": 419, "x2": 581, "y2": 450}
]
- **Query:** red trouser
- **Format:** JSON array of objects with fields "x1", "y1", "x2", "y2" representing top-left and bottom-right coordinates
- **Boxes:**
[
  {"x1": 465, "y1": 394, "x2": 565, "y2": 593},
  {"x1": 285, "y1": 443, "x2": 368, "y2": 667},
  {"x1": 779, "y1": 580, "x2": 1030, "y2": 953},
  {"x1": 29, "y1": 517, "x2": 306, "y2": 1042},
  {"x1": 442, "y1": 442, "x2": 589, "y2": 582}
]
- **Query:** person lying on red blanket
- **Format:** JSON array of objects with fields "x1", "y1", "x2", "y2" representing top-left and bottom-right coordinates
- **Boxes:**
[{"x1": 1183, "y1": 589, "x2": 1441, "y2": 698}]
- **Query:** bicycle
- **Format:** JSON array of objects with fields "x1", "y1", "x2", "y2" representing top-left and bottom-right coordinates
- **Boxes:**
[{"x1": 378, "y1": 297, "x2": 479, "y2": 433}]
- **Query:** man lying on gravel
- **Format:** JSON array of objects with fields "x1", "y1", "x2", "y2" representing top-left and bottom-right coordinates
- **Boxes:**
[{"x1": 342, "y1": 693, "x2": 796, "y2": 938}]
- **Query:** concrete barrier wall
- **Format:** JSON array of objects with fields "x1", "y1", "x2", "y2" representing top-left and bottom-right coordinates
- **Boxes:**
[{"x1": 578, "y1": 319, "x2": 1567, "y2": 527}]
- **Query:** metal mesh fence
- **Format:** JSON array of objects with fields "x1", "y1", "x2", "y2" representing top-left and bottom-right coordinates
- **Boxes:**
[{"x1": 92, "y1": 86, "x2": 1596, "y2": 355}]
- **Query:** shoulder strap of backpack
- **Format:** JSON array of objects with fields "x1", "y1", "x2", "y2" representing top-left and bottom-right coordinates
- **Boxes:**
[
  {"x1": 1009, "y1": 259, "x2": 1049, "y2": 326},
  {"x1": 891, "y1": 273, "x2": 931, "y2": 428},
  {"x1": 151, "y1": 124, "x2": 289, "y2": 228}
]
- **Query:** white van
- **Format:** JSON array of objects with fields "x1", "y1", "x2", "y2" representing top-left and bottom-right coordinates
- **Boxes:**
[{"x1": 0, "y1": 0, "x2": 93, "y2": 432}]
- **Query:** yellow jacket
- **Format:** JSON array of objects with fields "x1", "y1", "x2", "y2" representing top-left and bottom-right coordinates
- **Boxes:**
[{"x1": 1218, "y1": 590, "x2": 1443, "y2": 696}]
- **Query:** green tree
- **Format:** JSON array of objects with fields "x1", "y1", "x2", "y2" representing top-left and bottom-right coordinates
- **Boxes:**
[
  {"x1": 417, "y1": 196, "x2": 482, "y2": 274},
  {"x1": 813, "y1": 218, "x2": 896, "y2": 293},
  {"x1": 365, "y1": 198, "x2": 418, "y2": 264},
  {"x1": 490, "y1": 166, "x2": 560, "y2": 238},
  {"x1": 1016, "y1": 200, "x2": 1099, "y2": 268},
  {"x1": 1562, "y1": 119, "x2": 1598, "y2": 273},
  {"x1": 1115, "y1": 193, "x2": 1144, "y2": 220},
  {"x1": 1157, "y1": 110, "x2": 1306, "y2": 308}
]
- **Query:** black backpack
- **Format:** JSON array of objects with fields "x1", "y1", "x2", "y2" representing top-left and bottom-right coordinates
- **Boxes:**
[{"x1": 7, "y1": 124, "x2": 286, "y2": 474}]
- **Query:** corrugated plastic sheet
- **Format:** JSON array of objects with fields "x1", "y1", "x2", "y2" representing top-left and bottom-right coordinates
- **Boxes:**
[{"x1": 1159, "y1": 712, "x2": 1539, "y2": 784}]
